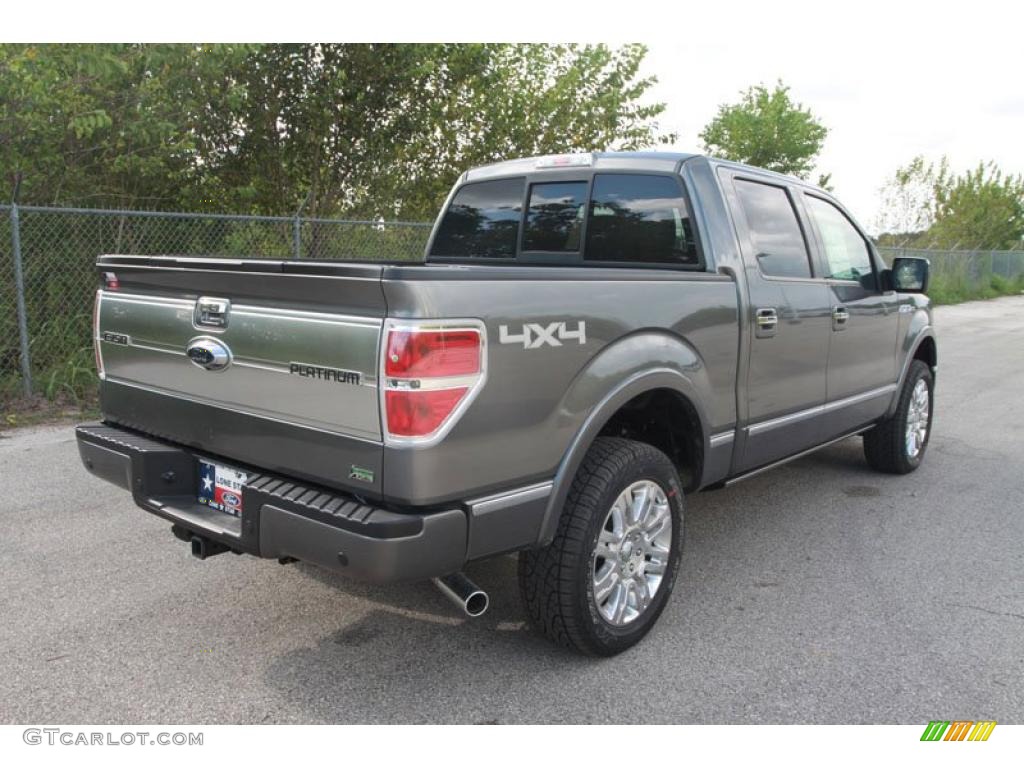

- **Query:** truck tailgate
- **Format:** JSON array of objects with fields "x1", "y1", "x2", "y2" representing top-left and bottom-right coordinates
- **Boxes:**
[{"x1": 94, "y1": 256, "x2": 387, "y2": 496}]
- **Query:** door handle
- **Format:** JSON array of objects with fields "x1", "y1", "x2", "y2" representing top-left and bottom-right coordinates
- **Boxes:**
[
  {"x1": 832, "y1": 306, "x2": 850, "y2": 331},
  {"x1": 755, "y1": 307, "x2": 778, "y2": 337}
]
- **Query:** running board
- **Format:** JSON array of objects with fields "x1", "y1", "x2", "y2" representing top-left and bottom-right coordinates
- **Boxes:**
[{"x1": 724, "y1": 427, "x2": 870, "y2": 486}]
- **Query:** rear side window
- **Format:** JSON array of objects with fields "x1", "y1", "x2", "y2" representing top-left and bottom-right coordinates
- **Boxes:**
[
  {"x1": 734, "y1": 179, "x2": 812, "y2": 279},
  {"x1": 523, "y1": 181, "x2": 588, "y2": 252},
  {"x1": 804, "y1": 195, "x2": 874, "y2": 282},
  {"x1": 585, "y1": 174, "x2": 698, "y2": 264},
  {"x1": 430, "y1": 177, "x2": 524, "y2": 258}
]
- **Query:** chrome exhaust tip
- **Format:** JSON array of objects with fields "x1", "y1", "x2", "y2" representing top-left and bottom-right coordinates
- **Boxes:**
[{"x1": 432, "y1": 572, "x2": 489, "y2": 617}]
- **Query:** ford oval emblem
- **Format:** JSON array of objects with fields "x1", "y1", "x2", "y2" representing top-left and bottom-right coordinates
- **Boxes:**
[{"x1": 186, "y1": 336, "x2": 232, "y2": 371}]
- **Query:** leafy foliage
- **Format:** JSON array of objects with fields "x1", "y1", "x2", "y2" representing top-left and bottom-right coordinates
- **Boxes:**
[
  {"x1": 874, "y1": 156, "x2": 944, "y2": 242},
  {"x1": 930, "y1": 162, "x2": 1024, "y2": 249},
  {"x1": 0, "y1": 44, "x2": 254, "y2": 208},
  {"x1": 698, "y1": 81, "x2": 828, "y2": 179},
  {"x1": 187, "y1": 43, "x2": 674, "y2": 220},
  {"x1": 876, "y1": 157, "x2": 1024, "y2": 249},
  {"x1": 0, "y1": 44, "x2": 672, "y2": 220}
]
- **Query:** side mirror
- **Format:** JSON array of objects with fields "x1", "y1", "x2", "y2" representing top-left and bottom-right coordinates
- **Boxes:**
[{"x1": 886, "y1": 256, "x2": 930, "y2": 293}]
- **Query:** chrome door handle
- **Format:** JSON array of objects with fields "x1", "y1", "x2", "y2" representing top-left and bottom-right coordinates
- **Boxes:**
[
  {"x1": 755, "y1": 307, "x2": 778, "y2": 337},
  {"x1": 832, "y1": 306, "x2": 850, "y2": 330}
]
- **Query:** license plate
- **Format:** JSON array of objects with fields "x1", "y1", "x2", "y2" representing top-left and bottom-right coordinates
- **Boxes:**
[{"x1": 197, "y1": 459, "x2": 248, "y2": 516}]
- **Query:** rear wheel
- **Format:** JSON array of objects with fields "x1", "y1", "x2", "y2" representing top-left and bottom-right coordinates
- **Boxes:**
[
  {"x1": 518, "y1": 437, "x2": 684, "y2": 656},
  {"x1": 863, "y1": 359, "x2": 934, "y2": 474}
]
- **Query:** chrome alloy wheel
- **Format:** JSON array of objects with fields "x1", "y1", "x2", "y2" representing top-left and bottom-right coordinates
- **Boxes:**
[
  {"x1": 591, "y1": 480, "x2": 673, "y2": 626},
  {"x1": 905, "y1": 379, "x2": 930, "y2": 458}
]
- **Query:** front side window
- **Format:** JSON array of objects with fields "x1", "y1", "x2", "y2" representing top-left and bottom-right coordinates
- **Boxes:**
[
  {"x1": 734, "y1": 179, "x2": 813, "y2": 279},
  {"x1": 585, "y1": 174, "x2": 698, "y2": 264},
  {"x1": 523, "y1": 181, "x2": 587, "y2": 252},
  {"x1": 430, "y1": 177, "x2": 524, "y2": 258},
  {"x1": 804, "y1": 195, "x2": 874, "y2": 283}
]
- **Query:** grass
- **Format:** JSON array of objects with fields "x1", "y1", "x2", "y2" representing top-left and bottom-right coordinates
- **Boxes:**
[
  {"x1": 1, "y1": 390, "x2": 98, "y2": 432},
  {"x1": 1, "y1": 346, "x2": 98, "y2": 433},
  {"x1": 928, "y1": 272, "x2": 1024, "y2": 305},
  {"x1": 0, "y1": 310, "x2": 98, "y2": 430}
]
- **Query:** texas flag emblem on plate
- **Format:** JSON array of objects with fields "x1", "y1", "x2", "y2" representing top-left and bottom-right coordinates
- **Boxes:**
[{"x1": 197, "y1": 459, "x2": 248, "y2": 516}]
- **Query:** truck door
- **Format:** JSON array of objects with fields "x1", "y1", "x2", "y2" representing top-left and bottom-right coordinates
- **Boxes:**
[
  {"x1": 801, "y1": 193, "x2": 901, "y2": 437},
  {"x1": 722, "y1": 172, "x2": 833, "y2": 472}
]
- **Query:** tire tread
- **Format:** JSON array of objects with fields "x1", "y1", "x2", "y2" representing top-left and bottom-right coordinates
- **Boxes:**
[
  {"x1": 864, "y1": 359, "x2": 932, "y2": 474},
  {"x1": 518, "y1": 437, "x2": 680, "y2": 655}
]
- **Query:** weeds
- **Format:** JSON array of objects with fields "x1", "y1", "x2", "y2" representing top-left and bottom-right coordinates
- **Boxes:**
[{"x1": 928, "y1": 272, "x2": 1024, "y2": 305}]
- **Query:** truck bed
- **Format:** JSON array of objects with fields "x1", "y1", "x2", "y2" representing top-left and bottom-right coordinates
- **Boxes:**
[{"x1": 94, "y1": 254, "x2": 740, "y2": 505}]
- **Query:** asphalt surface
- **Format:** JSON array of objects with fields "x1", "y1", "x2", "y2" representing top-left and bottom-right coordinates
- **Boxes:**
[{"x1": 2, "y1": 297, "x2": 1022, "y2": 724}]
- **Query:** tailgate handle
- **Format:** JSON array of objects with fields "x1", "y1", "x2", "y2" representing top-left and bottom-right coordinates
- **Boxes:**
[{"x1": 194, "y1": 296, "x2": 231, "y2": 329}]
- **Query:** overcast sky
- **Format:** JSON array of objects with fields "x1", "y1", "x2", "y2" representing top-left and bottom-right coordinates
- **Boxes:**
[{"x1": 638, "y1": 5, "x2": 1022, "y2": 233}]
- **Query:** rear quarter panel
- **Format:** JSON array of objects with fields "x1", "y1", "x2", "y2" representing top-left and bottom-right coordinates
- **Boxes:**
[{"x1": 380, "y1": 267, "x2": 739, "y2": 505}]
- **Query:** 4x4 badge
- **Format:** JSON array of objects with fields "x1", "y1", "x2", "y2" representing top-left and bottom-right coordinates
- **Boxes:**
[{"x1": 498, "y1": 321, "x2": 586, "y2": 349}]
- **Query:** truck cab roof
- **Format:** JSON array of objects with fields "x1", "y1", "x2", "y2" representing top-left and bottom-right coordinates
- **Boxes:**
[
  {"x1": 462, "y1": 150, "x2": 820, "y2": 193},
  {"x1": 462, "y1": 151, "x2": 698, "y2": 182}
]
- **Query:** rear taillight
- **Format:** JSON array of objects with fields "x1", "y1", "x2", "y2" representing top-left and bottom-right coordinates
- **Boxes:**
[
  {"x1": 381, "y1": 322, "x2": 485, "y2": 444},
  {"x1": 385, "y1": 388, "x2": 469, "y2": 437},
  {"x1": 385, "y1": 329, "x2": 481, "y2": 378},
  {"x1": 93, "y1": 289, "x2": 105, "y2": 379}
]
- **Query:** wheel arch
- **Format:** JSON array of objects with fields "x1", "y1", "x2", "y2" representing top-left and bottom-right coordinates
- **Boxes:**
[
  {"x1": 887, "y1": 326, "x2": 937, "y2": 418},
  {"x1": 537, "y1": 367, "x2": 710, "y2": 547},
  {"x1": 913, "y1": 334, "x2": 937, "y2": 370}
]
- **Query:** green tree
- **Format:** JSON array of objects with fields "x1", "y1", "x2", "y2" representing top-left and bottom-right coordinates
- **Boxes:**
[
  {"x1": 0, "y1": 44, "x2": 251, "y2": 208},
  {"x1": 874, "y1": 156, "x2": 945, "y2": 245},
  {"x1": 1, "y1": 43, "x2": 672, "y2": 220},
  {"x1": 699, "y1": 81, "x2": 828, "y2": 179},
  {"x1": 392, "y1": 43, "x2": 673, "y2": 219},
  {"x1": 930, "y1": 162, "x2": 1024, "y2": 249},
  {"x1": 876, "y1": 157, "x2": 1024, "y2": 249},
  {"x1": 192, "y1": 43, "x2": 673, "y2": 220}
]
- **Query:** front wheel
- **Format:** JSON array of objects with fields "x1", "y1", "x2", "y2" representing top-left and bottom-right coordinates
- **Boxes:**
[
  {"x1": 863, "y1": 359, "x2": 934, "y2": 474},
  {"x1": 518, "y1": 437, "x2": 684, "y2": 656}
]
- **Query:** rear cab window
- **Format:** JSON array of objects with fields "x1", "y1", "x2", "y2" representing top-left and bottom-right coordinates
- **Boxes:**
[
  {"x1": 430, "y1": 177, "x2": 525, "y2": 259},
  {"x1": 586, "y1": 174, "x2": 698, "y2": 265},
  {"x1": 523, "y1": 182, "x2": 587, "y2": 252},
  {"x1": 429, "y1": 168, "x2": 703, "y2": 269}
]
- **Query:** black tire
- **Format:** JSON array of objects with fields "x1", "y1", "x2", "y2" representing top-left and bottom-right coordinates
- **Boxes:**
[
  {"x1": 518, "y1": 437, "x2": 684, "y2": 656},
  {"x1": 863, "y1": 359, "x2": 934, "y2": 474}
]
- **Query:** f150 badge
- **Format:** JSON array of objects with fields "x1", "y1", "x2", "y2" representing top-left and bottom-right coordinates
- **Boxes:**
[{"x1": 499, "y1": 321, "x2": 586, "y2": 349}]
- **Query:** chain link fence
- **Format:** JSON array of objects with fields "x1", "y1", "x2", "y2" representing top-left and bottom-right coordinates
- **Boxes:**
[
  {"x1": 877, "y1": 246, "x2": 1024, "y2": 305},
  {"x1": 2, "y1": 204, "x2": 1023, "y2": 416},
  {"x1": 0, "y1": 204, "x2": 432, "y2": 413}
]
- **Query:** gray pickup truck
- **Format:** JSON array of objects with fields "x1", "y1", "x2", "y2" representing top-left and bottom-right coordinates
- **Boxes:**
[{"x1": 77, "y1": 152, "x2": 936, "y2": 655}]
